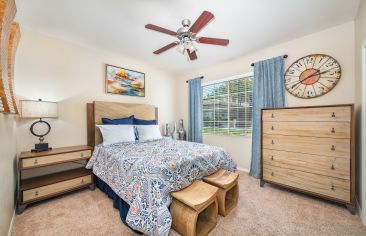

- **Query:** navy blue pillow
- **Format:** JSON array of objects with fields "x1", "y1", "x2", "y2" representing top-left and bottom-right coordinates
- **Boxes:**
[
  {"x1": 133, "y1": 118, "x2": 157, "y2": 125},
  {"x1": 102, "y1": 115, "x2": 134, "y2": 125}
]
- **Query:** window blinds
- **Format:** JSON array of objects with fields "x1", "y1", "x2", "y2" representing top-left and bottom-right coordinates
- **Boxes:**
[{"x1": 202, "y1": 76, "x2": 253, "y2": 136}]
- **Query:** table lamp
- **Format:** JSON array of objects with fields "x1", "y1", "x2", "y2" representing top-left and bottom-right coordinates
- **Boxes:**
[{"x1": 20, "y1": 99, "x2": 58, "y2": 152}]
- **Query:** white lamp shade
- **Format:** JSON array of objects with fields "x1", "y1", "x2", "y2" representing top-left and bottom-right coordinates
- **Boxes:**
[{"x1": 20, "y1": 100, "x2": 58, "y2": 118}]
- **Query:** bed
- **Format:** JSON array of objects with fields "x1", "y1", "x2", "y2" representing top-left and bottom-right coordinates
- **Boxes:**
[{"x1": 85, "y1": 101, "x2": 236, "y2": 236}]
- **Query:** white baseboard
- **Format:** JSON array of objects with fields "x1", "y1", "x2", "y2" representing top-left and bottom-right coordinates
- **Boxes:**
[
  {"x1": 237, "y1": 167, "x2": 249, "y2": 173},
  {"x1": 356, "y1": 196, "x2": 362, "y2": 217},
  {"x1": 7, "y1": 210, "x2": 15, "y2": 236}
]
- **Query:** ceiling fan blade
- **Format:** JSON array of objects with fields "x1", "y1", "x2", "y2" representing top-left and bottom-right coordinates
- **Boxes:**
[
  {"x1": 153, "y1": 42, "x2": 178, "y2": 54},
  {"x1": 197, "y1": 37, "x2": 229, "y2": 46},
  {"x1": 145, "y1": 24, "x2": 177, "y2": 36},
  {"x1": 187, "y1": 50, "x2": 198, "y2": 60},
  {"x1": 190, "y1": 11, "x2": 215, "y2": 34}
]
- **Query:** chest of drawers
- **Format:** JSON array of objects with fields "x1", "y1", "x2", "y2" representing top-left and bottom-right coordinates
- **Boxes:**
[{"x1": 260, "y1": 105, "x2": 355, "y2": 213}]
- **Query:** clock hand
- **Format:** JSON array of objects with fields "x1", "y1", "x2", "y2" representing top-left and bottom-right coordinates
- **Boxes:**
[{"x1": 299, "y1": 69, "x2": 331, "y2": 83}]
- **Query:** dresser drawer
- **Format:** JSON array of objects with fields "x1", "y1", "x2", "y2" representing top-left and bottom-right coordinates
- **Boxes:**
[
  {"x1": 263, "y1": 134, "x2": 350, "y2": 158},
  {"x1": 262, "y1": 106, "x2": 351, "y2": 122},
  {"x1": 263, "y1": 165, "x2": 350, "y2": 202},
  {"x1": 21, "y1": 150, "x2": 92, "y2": 169},
  {"x1": 263, "y1": 121, "x2": 350, "y2": 139},
  {"x1": 263, "y1": 149, "x2": 350, "y2": 179},
  {"x1": 22, "y1": 175, "x2": 92, "y2": 202}
]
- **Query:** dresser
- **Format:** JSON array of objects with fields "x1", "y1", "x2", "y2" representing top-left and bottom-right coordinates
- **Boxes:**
[
  {"x1": 260, "y1": 104, "x2": 355, "y2": 214},
  {"x1": 17, "y1": 145, "x2": 94, "y2": 214}
]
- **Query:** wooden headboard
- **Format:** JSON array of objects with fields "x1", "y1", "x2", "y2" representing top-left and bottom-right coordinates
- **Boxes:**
[{"x1": 87, "y1": 101, "x2": 158, "y2": 147}]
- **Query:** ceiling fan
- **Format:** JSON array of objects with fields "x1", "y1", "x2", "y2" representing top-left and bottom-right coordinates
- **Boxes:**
[{"x1": 145, "y1": 11, "x2": 229, "y2": 61}]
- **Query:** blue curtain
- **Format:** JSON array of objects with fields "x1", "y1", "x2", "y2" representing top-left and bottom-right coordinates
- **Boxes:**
[
  {"x1": 249, "y1": 56, "x2": 285, "y2": 178},
  {"x1": 188, "y1": 77, "x2": 203, "y2": 143}
]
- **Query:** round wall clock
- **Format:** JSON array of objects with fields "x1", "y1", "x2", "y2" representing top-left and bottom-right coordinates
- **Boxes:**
[{"x1": 284, "y1": 54, "x2": 341, "y2": 98}]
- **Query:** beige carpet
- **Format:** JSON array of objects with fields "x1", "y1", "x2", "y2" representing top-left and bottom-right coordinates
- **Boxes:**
[{"x1": 13, "y1": 173, "x2": 366, "y2": 236}]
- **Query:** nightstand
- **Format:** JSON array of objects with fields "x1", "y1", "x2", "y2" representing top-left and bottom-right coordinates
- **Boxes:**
[{"x1": 17, "y1": 145, "x2": 94, "y2": 214}]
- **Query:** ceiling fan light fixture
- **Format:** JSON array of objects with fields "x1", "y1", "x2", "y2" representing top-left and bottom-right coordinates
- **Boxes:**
[
  {"x1": 188, "y1": 43, "x2": 197, "y2": 53},
  {"x1": 177, "y1": 43, "x2": 185, "y2": 54},
  {"x1": 145, "y1": 10, "x2": 229, "y2": 61}
]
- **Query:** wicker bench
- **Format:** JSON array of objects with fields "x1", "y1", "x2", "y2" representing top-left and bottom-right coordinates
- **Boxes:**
[
  {"x1": 170, "y1": 180, "x2": 218, "y2": 236},
  {"x1": 203, "y1": 169, "x2": 239, "y2": 216}
]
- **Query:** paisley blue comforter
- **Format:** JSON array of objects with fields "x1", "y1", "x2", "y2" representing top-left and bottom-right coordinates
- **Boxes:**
[{"x1": 86, "y1": 137, "x2": 236, "y2": 236}]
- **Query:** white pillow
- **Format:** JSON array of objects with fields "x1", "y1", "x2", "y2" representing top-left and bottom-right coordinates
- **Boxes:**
[
  {"x1": 97, "y1": 125, "x2": 136, "y2": 146},
  {"x1": 135, "y1": 125, "x2": 162, "y2": 142}
]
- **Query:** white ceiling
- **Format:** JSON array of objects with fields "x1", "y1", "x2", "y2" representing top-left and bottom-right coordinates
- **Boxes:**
[{"x1": 16, "y1": 0, "x2": 360, "y2": 74}]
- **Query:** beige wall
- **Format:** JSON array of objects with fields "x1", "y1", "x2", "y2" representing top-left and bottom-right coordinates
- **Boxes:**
[
  {"x1": 0, "y1": 114, "x2": 17, "y2": 236},
  {"x1": 176, "y1": 21, "x2": 356, "y2": 172},
  {"x1": 355, "y1": 0, "x2": 366, "y2": 224},
  {"x1": 14, "y1": 29, "x2": 178, "y2": 153}
]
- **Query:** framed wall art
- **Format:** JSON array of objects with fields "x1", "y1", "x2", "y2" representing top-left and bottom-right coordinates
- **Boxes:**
[{"x1": 105, "y1": 64, "x2": 145, "y2": 97}]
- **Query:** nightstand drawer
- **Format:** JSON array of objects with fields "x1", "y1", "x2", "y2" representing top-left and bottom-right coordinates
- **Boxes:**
[
  {"x1": 22, "y1": 174, "x2": 92, "y2": 202},
  {"x1": 21, "y1": 150, "x2": 91, "y2": 169}
]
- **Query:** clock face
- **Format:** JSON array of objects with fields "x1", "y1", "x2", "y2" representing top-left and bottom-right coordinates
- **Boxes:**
[{"x1": 284, "y1": 54, "x2": 341, "y2": 98}]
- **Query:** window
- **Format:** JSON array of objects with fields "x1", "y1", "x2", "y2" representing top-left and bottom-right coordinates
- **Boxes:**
[{"x1": 202, "y1": 74, "x2": 253, "y2": 136}]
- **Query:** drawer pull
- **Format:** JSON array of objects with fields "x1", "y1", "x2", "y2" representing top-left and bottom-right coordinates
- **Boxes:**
[
  {"x1": 271, "y1": 113, "x2": 275, "y2": 118},
  {"x1": 81, "y1": 179, "x2": 84, "y2": 184},
  {"x1": 331, "y1": 128, "x2": 335, "y2": 133},
  {"x1": 331, "y1": 185, "x2": 335, "y2": 191},
  {"x1": 271, "y1": 172, "x2": 274, "y2": 176},
  {"x1": 34, "y1": 159, "x2": 38, "y2": 165},
  {"x1": 271, "y1": 126, "x2": 274, "y2": 131},
  {"x1": 271, "y1": 156, "x2": 274, "y2": 160},
  {"x1": 35, "y1": 191, "x2": 39, "y2": 196},
  {"x1": 271, "y1": 140, "x2": 275, "y2": 145},
  {"x1": 80, "y1": 152, "x2": 84, "y2": 158},
  {"x1": 331, "y1": 112, "x2": 336, "y2": 118},
  {"x1": 331, "y1": 164, "x2": 335, "y2": 170},
  {"x1": 331, "y1": 145, "x2": 335, "y2": 151}
]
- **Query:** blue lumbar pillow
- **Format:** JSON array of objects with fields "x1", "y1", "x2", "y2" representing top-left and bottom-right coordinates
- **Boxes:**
[
  {"x1": 102, "y1": 115, "x2": 134, "y2": 125},
  {"x1": 133, "y1": 118, "x2": 157, "y2": 125}
]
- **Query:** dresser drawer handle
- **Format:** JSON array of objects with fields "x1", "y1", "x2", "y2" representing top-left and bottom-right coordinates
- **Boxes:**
[
  {"x1": 271, "y1": 126, "x2": 274, "y2": 131},
  {"x1": 331, "y1": 164, "x2": 335, "y2": 170},
  {"x1": 34, "y1": 191, "x2": 39, "y2": 196},
  {"x1": 331, "y1": 128, "x2": 335, "y2": 133},
  {"x1": 271, "y1": 172, "x2": 274, "y2": 176},
  {"x1": 81, "y1": 179, "x2": 84, "y2": 184},
  {"x1": 271, "y1": 140, "x2": 275, "y2": 145},
  {"x1": 331, "y1": 112, "x2": 336, "y2": 118},
  {"x1": 34, "y1": 159, "x2": 38, "y2": 165},
  {"x1": 331, "y1": 185, "x2": 335, "y2": 191},
  {"x1": 80, "y1": 152, "x2": 84, "y2": 158},
  {"x1": 331, "y1": 145, "x2": 335, "y2": 151},
  {"x1": 271, "y1": 113, "x2": 274, "y2": 118},
  {"x1": 271, "y1": 156, "x2": 274, "y2": 160}
]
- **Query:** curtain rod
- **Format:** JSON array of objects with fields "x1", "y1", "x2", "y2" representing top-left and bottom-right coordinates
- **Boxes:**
[
  {"x1": 186, "y1": 76, "x2": 204, "y2": 83},
  {"x1": 251, "y1": 55, "x2": 288, "y2": 67}
]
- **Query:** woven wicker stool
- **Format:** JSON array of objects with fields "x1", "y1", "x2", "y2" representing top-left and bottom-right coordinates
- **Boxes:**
[
  {"x1": 170, "y1": 180, "x2": 218, "y2": 236},
  {"x1": 203, "y1": 169, "x2": 239, "y2": 216}
]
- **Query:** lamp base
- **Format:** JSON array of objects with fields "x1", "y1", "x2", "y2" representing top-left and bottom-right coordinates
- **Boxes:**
[{"x1": 31, "y1": 143, "x2": 52, "y2": 152}]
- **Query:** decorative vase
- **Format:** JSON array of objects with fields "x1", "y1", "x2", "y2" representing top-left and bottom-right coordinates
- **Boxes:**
[
  {"x1": 165, "y1": 123, "x2": 170, "y2": 136},
  {"x1": 178, "y1": 119, "x2": 186, "y2": 140},
  {"x1": 172, "y1": 122, "x2": 179, "y2": 140}
]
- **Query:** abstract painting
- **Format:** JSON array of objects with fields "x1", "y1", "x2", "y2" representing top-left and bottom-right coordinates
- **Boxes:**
[{"x1": 105, "y1": 64, "x2": 145, "y2": 97}]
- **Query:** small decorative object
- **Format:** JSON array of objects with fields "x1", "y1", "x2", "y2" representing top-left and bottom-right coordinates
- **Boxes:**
[
  {"x1": 178, "y1": 119, "x2": 186, "y2": 140},
  {"x1": 172, "y1": 122, "x2": 179, "y2": 140},
  {"x1": 285, "y1": 54, "x2": 341, "y2": 99},
  {"x1": 105, "y1": 64, "x2": 145, "y2": 97},
  {"x1": 0, "y1": 0, "x2": 19, "y2": 114},
  {"x1": 164, "y1": 123, "x2": 171, "y2": 136},
  {"x1": 20, "y1": 99, "x2": 58, "y2": 152}
]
